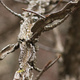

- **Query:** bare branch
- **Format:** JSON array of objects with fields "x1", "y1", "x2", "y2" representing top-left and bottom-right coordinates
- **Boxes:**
[
  {"x1": 31, "y1": 1, "x2": 80, "y2": 42},
  {"x1": 0, "y1": 43, "x2": 19, "y2": 60},
  {"x1": 33, "y1": 63, "x2": 42, "y2": 72},
  {"x1": 22, "y1": 8, "x2": 46, "y2": 19},
  {"x1": 45, "y1": 0, "x2": 68, "y2": 14},
  {"x1": 45, "y1": 1, "x2": 79, "y2": 24},
  {"x1": 14, "y1": 0, "x2": 29, "y2": 4},
  {"x1": 0, "y1": 0, "x2": 80, "y2": 80},
  {"x1": 44, "y1": 14, "x2": 69, "y2": 31},
  {"x1": 0, "y1": 0, "x2": 24, "y2": 19},
  {"x1": 44, "y1": 55, "x2": 61, "y2": 71},
  {"x1": 50, "y1": 0, "x2": 68, "y2": 4},
  {"x1": 35, "y1": 55, "x2": 61, "y2": 80}
]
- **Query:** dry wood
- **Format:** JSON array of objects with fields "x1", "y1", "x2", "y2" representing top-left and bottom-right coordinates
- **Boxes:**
[{"x1": 0, "y1": 0, "x2": 80, "y2": 80}]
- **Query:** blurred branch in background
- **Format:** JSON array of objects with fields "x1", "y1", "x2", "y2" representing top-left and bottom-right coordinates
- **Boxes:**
[{"x1": 0, "y1": 0, "x2": 80, "y2": 80}]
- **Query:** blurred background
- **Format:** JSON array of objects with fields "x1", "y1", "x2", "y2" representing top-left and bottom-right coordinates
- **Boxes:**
[{"x1": 0, "y1": 0, "x2": 80, "y2": 80}]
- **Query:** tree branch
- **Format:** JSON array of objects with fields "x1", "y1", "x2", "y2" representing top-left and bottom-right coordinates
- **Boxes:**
[
  {"x1": 45, "y1": 0, "x2": 68, "y2": 14},
  {"x1": 14, "y1": 0, "x2": 29, "y2": 4},
  {"x1": 22, "y1": 8, "x2": 45, "y2": 19},
  {"x1": 0, "y1": 43, "x2": 19, "y2": 60},
  {"x1": 31, "y1": 1, "x2": 80, "y2": 42},
  {"x1": 0, "y1": 0, "x2": 80, "y2": 80},
  {"x1": 0, "y1": 0, "x2": 24, "y2": 19},
  {"x1": 44, "y1": 14, "x2": 69, "y2": 31},
  {"x1": 35, "y1": 55, "x2": 61, "y2": 80}
]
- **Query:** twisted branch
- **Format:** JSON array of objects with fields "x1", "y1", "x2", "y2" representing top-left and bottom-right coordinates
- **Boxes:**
[{"x1": 0, "y1": 0, "x2": 80, "y2": 80}]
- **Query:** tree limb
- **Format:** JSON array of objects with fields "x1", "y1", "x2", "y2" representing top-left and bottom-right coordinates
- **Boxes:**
[
  {"x1": 0, "y1": 43, "x2": 19, "y2": 60},
  {"x1": 0, "y1": 0, "x2": 24, "y2": 19},
  {"x1": 35, "y1": 55, "x2": 61, "y2": 80},
  {"x1": 31, "y1": 1, "x2": 80, "y2": 42},
  {"x1": 14, "y1": 0, "x2": 29, "y2": 4},
  {"x1": 44, "y1": 14, "x2": 69, "y2": 31}
]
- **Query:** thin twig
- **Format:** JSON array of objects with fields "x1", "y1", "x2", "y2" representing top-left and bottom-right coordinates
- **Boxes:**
[
  {"x1": 44, "y1": 55, "x2": 61, "y2": 71},
  {"x1": 22, "y1": 8, "x2": 46, "y2": 19},
  {"x1": 35, "y1": 55, "x2": 61, "y2": 80},
  {"x1": 0, "y1": 43, "x2": 19, "y2": 60},
  {"x1": 45, "y1": 0, "x2": 68, "y2": 14},
  {"x1": 14, "y1": 0, "x2": 29, "y2": 4},
  {"x1": 33, "y1": 64, "x2": 42, "y2": 72},
  {"x1": 0, "y1": 0, "x2": 24, "y2": 19}
]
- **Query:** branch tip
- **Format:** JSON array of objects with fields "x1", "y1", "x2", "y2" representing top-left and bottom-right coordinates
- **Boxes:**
[
  {"x1": 0, "y1": 0, "x2": 24, "y2": 19},
  {"x1": 35, "y1": 55, "x2": 61, "y2": 80}
]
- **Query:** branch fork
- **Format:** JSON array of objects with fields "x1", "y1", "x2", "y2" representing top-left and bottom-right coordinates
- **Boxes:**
[{"x1": 0, "y1": 0, "x2": 80, "y2": 80}]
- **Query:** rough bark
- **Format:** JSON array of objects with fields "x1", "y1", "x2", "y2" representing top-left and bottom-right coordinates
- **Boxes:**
[{"x1": 0, "y1": 0, "x2": 80, "y2": 80}]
